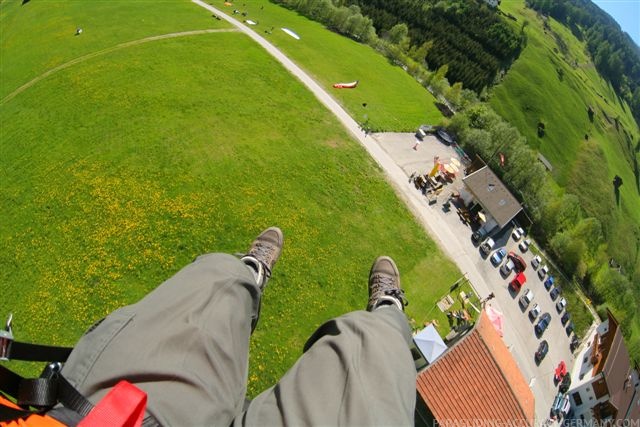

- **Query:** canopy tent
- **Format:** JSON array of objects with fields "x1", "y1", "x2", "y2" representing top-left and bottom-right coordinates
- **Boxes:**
[
  {"x1": 414, "y1": 324, "x2": 447, "y2": 364},
  {"x1": 443, "y1": 164, "x2": 458, "y2": 174},
  {"x1": 485, "y1": 305, "x2": 505, "y2": 337},
  {"x1": 450, "y1": 157, "x2": 461, "y2": 167}
]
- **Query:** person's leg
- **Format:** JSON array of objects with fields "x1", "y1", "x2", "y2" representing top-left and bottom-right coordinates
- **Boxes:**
[
  {"x1": 236, "y1": 256, "x2": 416, "y2": 426},
  {"x1": 60, "y1": 227, "x2": 283, "y2": 426}
]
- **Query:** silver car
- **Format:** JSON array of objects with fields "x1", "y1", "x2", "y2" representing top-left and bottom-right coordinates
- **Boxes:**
[{"x1": 519, "y1": 288, "x2": 534, "y2": 309}]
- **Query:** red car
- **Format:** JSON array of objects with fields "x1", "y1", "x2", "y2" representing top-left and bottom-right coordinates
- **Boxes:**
[
  {"x1": 509, "y1": 272, "x2": 526, "y2": 293},
  {"x1": 507, "y1": 252, "x2": 527, "y2": 272}
]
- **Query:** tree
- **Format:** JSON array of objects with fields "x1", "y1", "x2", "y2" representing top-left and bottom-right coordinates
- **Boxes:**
[
  {"x1": 446, "y1": 82, "x2": 463, "y2": 107},
  {"x1": 550, "y1": 231, "x2": 587, "y2": 279},
  {"x1": 408, "y1": 40, "x2": 432, "y2": 65},
  {"x1": 433, "y1": 64, "x2": 449, "y2": 83},
  {"x1": 387, "y1": 23, "x2": 409, "y2": 45}
]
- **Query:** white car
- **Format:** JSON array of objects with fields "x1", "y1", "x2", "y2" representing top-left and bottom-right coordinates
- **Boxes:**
[
  {"x1": 480, "y1": 237, "x2": 495, "y2": 256},
  {"x1": 538, "y1": 265, "x2": 549, "y2": 280},
  {"x1": 556, "y1": 297, "x2": 567, "y2": 313},
  {"x1": 531, "y1": 255, "x2": 541, "y2": 269},
  {"x1": 519, "y1": 238, "x2": 531, "y2": 252},
  {"x1": 500, "y1": 259, "x2": 515, "y2": 276},
  {"x1": 529, "y1": 303, "x2": 541, "y2": 321},
  {"x1": 512, "y1": 227, "x2": 525, "y2": 241}
]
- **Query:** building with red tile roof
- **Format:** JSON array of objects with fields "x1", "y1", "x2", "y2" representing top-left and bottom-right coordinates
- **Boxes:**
[
  {"x1": 415, "y1": 310, "x2": 535, "y2": 427},
  {"x1": 568, "y1": 310, "x2": 640, "y2": 423}
]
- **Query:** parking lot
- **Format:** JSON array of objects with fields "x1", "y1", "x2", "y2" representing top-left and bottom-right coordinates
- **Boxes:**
[{"x1": 373, "y1": 132, "x2": 578, "y2": 423}]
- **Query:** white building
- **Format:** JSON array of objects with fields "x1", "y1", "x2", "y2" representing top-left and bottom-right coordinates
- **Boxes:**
[{"x1": 568, "y1": 310, "x2": 640, "y2": 422}]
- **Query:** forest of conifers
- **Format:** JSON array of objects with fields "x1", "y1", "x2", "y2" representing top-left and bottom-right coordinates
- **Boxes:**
[{"x1": 345, "y1": 0, "x2": 526, "y2": 92}]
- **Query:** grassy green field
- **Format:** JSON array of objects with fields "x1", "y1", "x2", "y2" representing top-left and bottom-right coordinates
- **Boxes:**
[
  {"x1": 0, "y1": 0, "x2": 458, "y2": 396},
  {"x1": 492, "y1": 0, "x2": 640, "y2": 353},
  {"x1": 212, "y1": 0, "x2": 444, "y2": 131},
  {"x1": 0, "y1": 0, "x2": 229, "y2": 99}
]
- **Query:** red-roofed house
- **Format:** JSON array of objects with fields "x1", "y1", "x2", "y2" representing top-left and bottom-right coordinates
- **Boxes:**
[
  {"x1": 415, "y1": 310, "x2": 535, "y2": 427},
  {"x1": 567, "y1": 310, "x2": 640, "y2": 423}
]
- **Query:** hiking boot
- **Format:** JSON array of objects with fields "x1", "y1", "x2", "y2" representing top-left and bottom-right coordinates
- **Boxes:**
[
  {"x1": 367, "y1": 256, "x2": 408, "y2": 311},
  {"x1": 241, "y1": 227, "x2": 283, "y2": 290}
]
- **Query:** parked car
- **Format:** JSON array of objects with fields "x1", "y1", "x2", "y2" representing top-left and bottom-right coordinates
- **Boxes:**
[
  {"x1": 556, "y1": 297, "x2": 567, "y2": 313},
  {"x1": 544, "y1": 275, "x2": 555, "y2": 290},
  {"x1": 531, "y1": 255, "x2": 542, "y2": 269},
  {"x1": 538, "y1": 265, "x2": 549, "y2": 279},
  {"x1": 566, "y1": 322, "x2": 574, "y2": 336},
  {"x1": 507, "y1": 252, "x2": 526, "y2": 272},
  {"x1": 415, "y1": 124, "x2": 433, "y2": 140},
  {"x1": 570, "y1": 335, "x2": 580, "y2": 352},
  {"x1": 519, "y1": 239, "x2": 531, "y2": 252},
  {"x1": 535, "y1": 340, "x2": 549, "y2": 363},
  {"x1": 500, "y1": 258, "x2": 515, "y2": 276},
  {"x1": 512, "y1": 227, "x2": 525, "y2": 241},
  {"x1": 561, "y1": 311, "x2": 571, "y2": 326},
  {"x1": 436, "y1": 128, "x2": 454, "y2": 145},
  {"x1": 519, "y1": 288, "x2": 534, "y2": 309},
  {"x1": 559, "y1": 373, "x2": 572, "y2": 393},
  {"x1": 509, "y1": 272, "x2": 527, "y2": 293},
  {"x1": 480, "y1": 237, "x2": 495, "y2": 256},
  {"x1": 550, "y1": 287, "x2": 561, "y2": 301},
  {"x1": 471, "y1": 228, "x2": 488, "y2": 245},
  {"x1": 535, "y1": 312, "x2": 552, "y2": 336},
  {"x1": 490, "y1": 248, "x2": 507, "y2": 266},
  {"x1": 529, "y1": 303, "x2": 541, "y2": 321}
]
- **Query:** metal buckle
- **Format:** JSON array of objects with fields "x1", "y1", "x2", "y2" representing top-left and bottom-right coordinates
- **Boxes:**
[{"x1": 0, "y1": 313, "x2": 13, "y2": 361}]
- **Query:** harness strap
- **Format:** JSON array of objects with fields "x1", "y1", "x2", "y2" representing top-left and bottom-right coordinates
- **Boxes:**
[
  {"x1": 2, "y1": 365, "x2": 92, "y2": 416},
  {"x1": 9, "y1": 342, "x2": 73, "y2": 363}
]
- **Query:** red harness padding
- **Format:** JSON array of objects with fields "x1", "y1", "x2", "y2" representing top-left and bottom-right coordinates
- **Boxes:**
[{"x1": 78, "y1": 381, "x2": 147, "y2": 427}]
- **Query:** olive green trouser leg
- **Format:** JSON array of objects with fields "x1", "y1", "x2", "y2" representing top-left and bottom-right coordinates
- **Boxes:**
[
  {"x1": 236, "y1": 306, "x2": 417, "y2": 427},
  {"x1": 61, "y1": 253, "x2": 259, "y2": 427}
]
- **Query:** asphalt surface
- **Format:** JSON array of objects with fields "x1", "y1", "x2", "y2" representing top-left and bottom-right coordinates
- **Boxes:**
[
  {"x1": 374, "y1": 132, "x2": 577, "y2": 422},
  {"x1": 187, "y1": 3, "x2": 578, "y2": 422}
]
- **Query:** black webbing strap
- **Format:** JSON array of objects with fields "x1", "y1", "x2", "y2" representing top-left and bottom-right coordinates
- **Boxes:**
[
  {"x1": 0, "y1": 364, "x2": 22, "y2": 398},
  {"x1": 1, "y1": 364, "x2": 92, "y2": 416},
  {"x1": 9, "y1": 341, "x2": 73, "y2": 362},
  {"x1": 15, "y1": 374, "x2": 92, "y2": 417}
]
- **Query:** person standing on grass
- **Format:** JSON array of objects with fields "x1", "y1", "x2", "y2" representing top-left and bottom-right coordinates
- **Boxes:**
[{"x1": 2, "y1": 227, "x2": 416, "y2": 426}]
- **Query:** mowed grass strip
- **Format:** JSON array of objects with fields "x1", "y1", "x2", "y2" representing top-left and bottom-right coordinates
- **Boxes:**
[
  {"x1": 0, "y1": 0, "x2": 229, "y2": 98},
  {"x1": 211, "y1": 0, "x2": 444, "y2": 131},
  {"x1": 0, "y1": 32, "x2": 459, "y2": 394}
]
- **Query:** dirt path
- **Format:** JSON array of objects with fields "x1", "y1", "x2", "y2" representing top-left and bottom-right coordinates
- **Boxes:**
[{"x1": 1, "y1": 28, "x2": 238, "y2": 105}]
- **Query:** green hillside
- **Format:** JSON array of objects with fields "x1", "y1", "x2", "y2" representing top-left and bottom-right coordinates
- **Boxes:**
[{"x1": 491, "y1": 0, "x2": 640, "y2": 353}]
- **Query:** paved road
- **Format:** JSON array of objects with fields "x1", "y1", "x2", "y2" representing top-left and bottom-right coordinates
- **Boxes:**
[{"x1": 190, "y1": 1, "x2": 572, "y2": 421}]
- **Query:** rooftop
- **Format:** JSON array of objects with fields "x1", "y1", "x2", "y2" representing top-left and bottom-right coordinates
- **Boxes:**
[
  {"x1": 416, "y1": 310, "x2": 535, "y2": 427},
  {"x1": 570, "y1": 310, "x2": 639, "y2": 421},
  {"x1": 462, "y1": 166, "x2": 522, "y2": 229}
]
